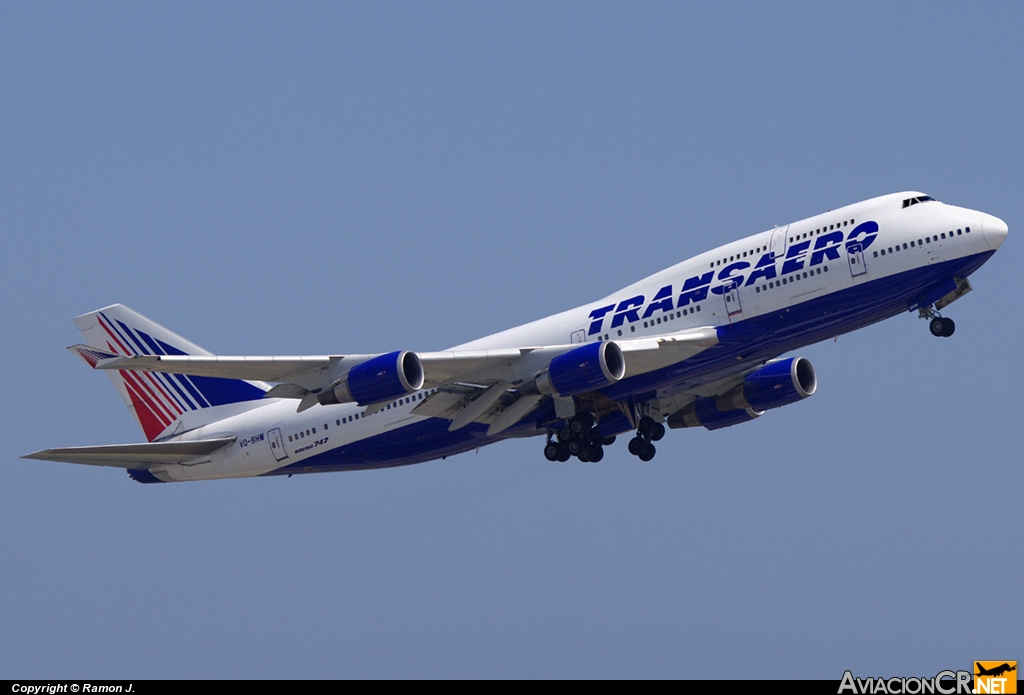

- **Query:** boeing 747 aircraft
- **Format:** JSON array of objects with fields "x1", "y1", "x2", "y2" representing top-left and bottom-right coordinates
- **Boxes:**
[{"x1": 25, "y1": 192, "x2": 1008, "y2": 483}]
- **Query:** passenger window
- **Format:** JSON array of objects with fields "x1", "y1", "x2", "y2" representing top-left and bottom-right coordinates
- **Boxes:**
[
  {"x1": 873, "y1": 251, "x2": 878, "y2": 257},
  {"x1": 696, "y1": 306, "x2": 701, "y2": 311},
  {"x1": 631, "y1": 326, "x2": 636, "y2": 332},
  {"x1": 957, "y1": 229, "x2": 962, "y2": 235},
  {"x1": 966, "y1": 227, "x2": 971, "y2": 233}
]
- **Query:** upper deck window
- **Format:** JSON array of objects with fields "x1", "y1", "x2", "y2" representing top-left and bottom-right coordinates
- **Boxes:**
[{"x1": 902, "y1": 195, "x2": 936, "y2": 208}]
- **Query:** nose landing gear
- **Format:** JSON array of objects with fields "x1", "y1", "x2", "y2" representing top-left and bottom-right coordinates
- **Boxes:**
[
  {"x1": 920, "y1": 306, "x2": 955, "y2": 338},
  {"x1": 928, "y1": 316, "x2": 955, "y2": 337}
]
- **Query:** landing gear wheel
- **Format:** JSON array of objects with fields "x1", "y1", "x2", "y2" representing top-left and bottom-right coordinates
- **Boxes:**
[
  {"x1": 942, "y1": 317, "x2": 955, "y2": 337},
  {"x1": 577, "y1": 448, "x2": 591, "y2": 463},
  {"x1": 544, "y1": 443, "x2": 561, "y2": 461},
  {"x1": 638, "y1": 443, "x2": 656, "y2": 462},
  {"x1": 602, "y1": 435, "x2": 616, "y2": 447},
  {"x1": 638, "y1": 416, "x2": 656, "y2": 438},
  {"x1": 589, "y1": 446, "x2": 604, "y2": 463},
  {"x1": 557, "y1": 428, "x2": 572, "y2": 443},
  {"x1": 930, "y1": 317, "x2": 946, "y2": 337},
  {"x1": 628, "y1": 436, "x2": 645, "y2": 456},
  {"x1": 557, "y1": 449, "x2": 571, "y2": 462},
  {"x1": 650, "y1": 423, "x2": 666, "y2": 441},
  {"x1": 569, "y1": 418, "x2": 585, "y2": 435},
  {"x1": 567, "y1": 440, "x2": 581, "y2": 456}
]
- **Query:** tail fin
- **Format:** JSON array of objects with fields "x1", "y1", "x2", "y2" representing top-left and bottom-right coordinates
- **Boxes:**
[{"x1": 72, "y1": 304, "x2": 268, "y2": 441}]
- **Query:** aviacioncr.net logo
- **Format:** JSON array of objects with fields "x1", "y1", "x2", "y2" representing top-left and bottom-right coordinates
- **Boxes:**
[{"x1": 838, "y1": 670, "x2": 972, "y2": 694}]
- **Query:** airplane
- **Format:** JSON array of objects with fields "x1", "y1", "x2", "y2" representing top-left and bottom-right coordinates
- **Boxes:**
[
  {"x1": 24, "y1": 191, "x2": 1008, "y2": 483},
  {"x1": 975, "y1": 663, "x2": 1016, "y2": 678}
]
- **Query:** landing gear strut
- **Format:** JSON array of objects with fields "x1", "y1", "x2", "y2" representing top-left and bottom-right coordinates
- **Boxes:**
[
  {"x1": 920, "y1": 306, "x2": 955, "y2": 338},
  {"x1": 628, "y1": 415, "x2": 664, "y2": 462}
]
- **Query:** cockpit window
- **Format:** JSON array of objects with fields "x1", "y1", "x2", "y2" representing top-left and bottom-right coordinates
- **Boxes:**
[{"x1": 902, "y1": 195, "x2": 937, "y2": 208}]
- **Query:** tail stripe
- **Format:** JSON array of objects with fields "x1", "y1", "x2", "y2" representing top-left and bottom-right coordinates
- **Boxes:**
[
  {"x1": 101, "y1": 333, "x2": 185, "y2": 421},
  {"x1": 96, "y1": 314, "x2": 133, "y2": 356},
  {"x1": 120, "y1": 370, "x2": 173, "y2": 428},
  {"x1": 122, "y1": 367, "x2": 178, "y2": 423},
  {"x1": 97, "y1": 316, "x2": 187, "y2": 419},
  {"x1": 160, "y1": 372, "x2": 200, "y2": 411},
  {"x1": 100, "y1": 312, "x2": 212, "y2": 411},
  {"x1": 109, "y1": 315, "x2": 215, "y2": 409},
  {"x1": 114, "y1": 318, "x2": 152, "y2": 357}
]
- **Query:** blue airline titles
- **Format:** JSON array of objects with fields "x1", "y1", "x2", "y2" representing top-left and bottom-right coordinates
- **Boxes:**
[{"x1": 24, "y1": 192, "x2": 1008, "y2": 482}]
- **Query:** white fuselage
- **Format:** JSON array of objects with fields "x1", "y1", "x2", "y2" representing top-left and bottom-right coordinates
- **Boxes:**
[{"x1": 149, "y1": 192, "x2": 1007, "y2": 481}]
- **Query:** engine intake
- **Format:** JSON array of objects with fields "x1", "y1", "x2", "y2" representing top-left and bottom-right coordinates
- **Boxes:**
[
  {"x1": 317, "y1": 350, "x2": 424, "y2": 406},
  {"x1": 715, "y1": 357, "x2": 816, "y2": 412}
]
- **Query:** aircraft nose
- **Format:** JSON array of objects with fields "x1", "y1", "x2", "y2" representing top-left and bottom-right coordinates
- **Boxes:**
[{"x1": 982, "y1": 214, "x2": 1008, "y2": 250}]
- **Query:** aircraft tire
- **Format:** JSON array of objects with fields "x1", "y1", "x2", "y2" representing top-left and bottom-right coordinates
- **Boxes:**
[
  {"x1": 589, "y1": 447, "x2": 604, "y2": 463},
  {"x1": 557, "y1": 428, "x2": 572, "y2": 443},
  {"x1": 628, "y1": 436, "x2": 645, "y2": 456},
  {"x1": 569, "y1": 418, "x2": 586, "y2": 435},
  {"x1": 557, "y1": 449, "x2": 571, "y2": 462},
  {"x1": 638, "y1": 416, "x2": 655, "y2": 438},
  {"x1": 602, "y1": 435, "x2": 616, "y2": 446},
  {"x1": 568, "y1": 440, "x2": 581, "y2": 456},
  {"x1": 930, "y1": 317, "x2": 946, "y2": 337},
  {"x1": 943, "y1": 317, "x2": 956, "y2": 337},
  {"x1": 544, "y1": 443, "x2": 561, "y2": 461},
  {"x1": 638, "y1": 443, "x2": 656, "y2": 462},
  {"x1": 650, "y1": 423, "x2": 665, "y2": 441}
]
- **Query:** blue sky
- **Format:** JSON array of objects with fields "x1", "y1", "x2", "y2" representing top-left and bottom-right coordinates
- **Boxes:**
[{"x1": 2, "y1": 2, "x2": 1020, "y2": 678}]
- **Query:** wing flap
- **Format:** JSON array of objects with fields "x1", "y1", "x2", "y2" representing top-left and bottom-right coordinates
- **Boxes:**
[{"x1": 22, "y1": 437, "x2": 236, "y2": 469}]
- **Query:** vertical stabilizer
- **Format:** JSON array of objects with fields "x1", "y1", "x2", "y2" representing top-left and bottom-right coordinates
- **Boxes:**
[{"x1": 72, "y1": 304, "x2": 268, "y2": 441}]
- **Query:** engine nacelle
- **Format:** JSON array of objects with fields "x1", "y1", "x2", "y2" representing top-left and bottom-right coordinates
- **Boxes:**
[
  {"x1": 526, "y1": 341, "x2": 625, "y2": 397},
  {"x1": 715, "y1": 357, "x2": 817, "y2": 413},
  {"x1": 318, "y1": 350, "x2": 424, "y2": 406},
  {"x1": 668, "y1": 396, "x2": 763, "y2": 431}
]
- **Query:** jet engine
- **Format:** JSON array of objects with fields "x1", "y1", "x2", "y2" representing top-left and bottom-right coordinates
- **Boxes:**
[
  {"x1": 715, "y1": 357, "x2": 817, "y2": 412},
  {"x1": 668, "y1": 357, "x2": 816, "y2": 431},
  {"x1": 523, "y1": 341, "x2": 625, "y2": 397},
  {"x1": 317, "y1": 350, "x2": 424, "y2": 406},
  {"x1": 669, "y1": 396, "x2": 763, "y2": 431}
]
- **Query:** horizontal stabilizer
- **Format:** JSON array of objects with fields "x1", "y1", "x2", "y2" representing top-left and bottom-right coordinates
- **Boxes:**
[
  {"x1": 68, "y1": 344, "x2": 119, "y2": 368},
  {"x1": 22, "y1": 437, "x2": 236, "y2": 469}
]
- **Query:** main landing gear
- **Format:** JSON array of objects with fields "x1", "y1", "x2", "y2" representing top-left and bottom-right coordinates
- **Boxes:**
[
  {"x1": 920, "y1": 306, "x2": 955, "y2": 338},
  {"x1": 544, "y1": 412, "x2": 616, "y2": 463},
  {"x1": 627, "y1": 415, "x2": 664, "y2": 462}
]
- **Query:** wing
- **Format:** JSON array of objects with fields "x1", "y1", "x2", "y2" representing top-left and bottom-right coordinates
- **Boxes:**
[{"x1": 96, "y1": 326, "x2": 720, "y2": 433}]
